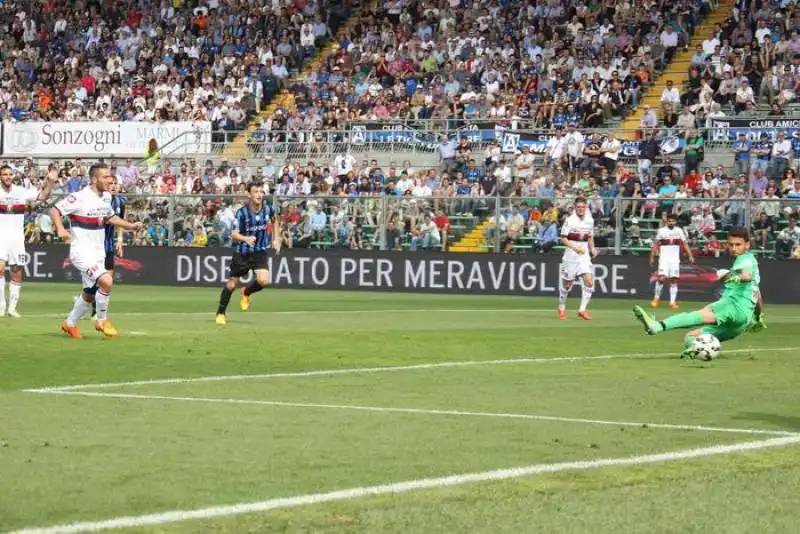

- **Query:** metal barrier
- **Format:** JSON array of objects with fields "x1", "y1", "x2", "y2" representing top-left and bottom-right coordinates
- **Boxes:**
[{"x1": 28, "y1": 194, "x2": 800, "y2": 259}]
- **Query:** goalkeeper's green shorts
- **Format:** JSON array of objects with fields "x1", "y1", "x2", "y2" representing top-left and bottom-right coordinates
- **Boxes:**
[{"x1": 703, "y1": 299, "x2": 754, "y2": 342}]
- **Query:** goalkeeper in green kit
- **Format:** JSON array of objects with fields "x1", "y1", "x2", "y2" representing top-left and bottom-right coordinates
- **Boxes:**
[{"x1": 632, "y1": 227, "x2": 766, "y2": 359}]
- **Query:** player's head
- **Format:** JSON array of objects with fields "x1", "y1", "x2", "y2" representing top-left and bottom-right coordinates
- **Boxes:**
[
  {"x1": 666, "y1": 213, "x2": 677, "y2": 229},
  {"x1": 574, "y1": 198, "x2": 587, "y2": 217},
  {"x1": 247, "y1": 182, "x2": 264, "y2": 205},
  {"x1": 727, "y1": 227, "x2": 751, "y2": 257},
  {"x1": 0, "y1": 165, "x2": 13, "y2": 189},
  {"x1": 108, "y1": 174, "x2": 118, "y2": 195},
  {"x1": 89, "y1": 163, "x2": 112, "y2": 192}
]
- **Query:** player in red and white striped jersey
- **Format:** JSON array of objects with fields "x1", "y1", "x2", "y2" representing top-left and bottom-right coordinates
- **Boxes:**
[
  {"x1": 558, "y1": 198, "x2": 597, "y2": 320},
  {"x1": 650, "y1": 213, "x2": 695, "y2": 308},
  {"x1": 50, "y1": 164, "x2": 142, "y2": 338},
  {"x1": 0, "y1": 165, "x2": 58, "y2": 317}
]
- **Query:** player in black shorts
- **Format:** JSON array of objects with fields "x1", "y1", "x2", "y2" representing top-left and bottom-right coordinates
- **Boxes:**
[
  {"x1": 215, "y1": 182, "x2": 272, "y2": 324},
  {"x1": 90, "y1": 176, "x2": 125, "y2": 320}
]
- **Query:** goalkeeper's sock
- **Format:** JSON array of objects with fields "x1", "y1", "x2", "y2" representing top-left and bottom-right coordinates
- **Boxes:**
[
  {"x1": 217, "y1": 287, "x2": 234, "y2": 315},
  {"x1": 243, "y1": 280, "x2": 265, "y2": 297},
  {"x1": 680, "y1": 335, "x2": 697, "y2": 358},
  {"x1": 669, "y1": 283, "x2": 678, "y2": 304},
  {"x1": 660, "y1": 311, "x2": 705, "y2": 332}
]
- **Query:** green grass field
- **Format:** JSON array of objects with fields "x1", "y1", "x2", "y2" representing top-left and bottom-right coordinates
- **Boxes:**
[{"x1": 1, "y1": 284, "x2": 799, "y2": 534}]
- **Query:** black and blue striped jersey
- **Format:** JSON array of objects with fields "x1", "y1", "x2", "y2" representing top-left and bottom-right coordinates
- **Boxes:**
[
  {"x1": 234, "y1": 203, "x2": 272, "y2": 254},
  {"x1": 104, "y1": 195, "x2": 126, "y2": 254}
]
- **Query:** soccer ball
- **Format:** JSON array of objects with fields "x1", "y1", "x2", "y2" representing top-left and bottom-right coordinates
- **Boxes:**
[{"x1": 691, "y1": 334, "x2": 721, "y2": 361}]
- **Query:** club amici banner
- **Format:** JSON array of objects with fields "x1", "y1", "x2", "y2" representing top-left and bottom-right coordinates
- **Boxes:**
[
  {"x1": 15, "y1": 246, "x2": 795, "y2": 303},
  {"x1": 707, "y1": 118, "x2": 800, "y2": 142},
  {"x1": 349, "y1": 122, "x2": 685, "y2": 158}
]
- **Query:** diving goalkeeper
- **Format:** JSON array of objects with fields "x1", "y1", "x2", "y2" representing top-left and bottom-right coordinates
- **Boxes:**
[{"x1": 632, "y1": 227, "x2": 766, "y2": 359}]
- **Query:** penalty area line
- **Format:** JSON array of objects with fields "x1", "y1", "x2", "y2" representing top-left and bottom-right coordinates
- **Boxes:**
[
  {"x1": 34, "y1": 390, "x2": 800, "y2": 437},
  {"x1": 23, "y1": 346, "x2": 800, "y2": 393},
  {"x1": 10, "y1": 435, "x2": 800, "y2": 534}
]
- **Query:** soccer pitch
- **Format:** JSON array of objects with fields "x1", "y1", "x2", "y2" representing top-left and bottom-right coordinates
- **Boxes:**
[{"x1": 2, "y1": 284, "x2": 800, "y2": 533}]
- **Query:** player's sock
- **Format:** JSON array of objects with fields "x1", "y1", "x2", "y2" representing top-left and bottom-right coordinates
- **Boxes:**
[
  {"x1": 669, "y1": 284, "x2": 678, "y2": 304},
  {"x1": 660, "y1": 311, "x2": 704, "y2": 332},
  {"x1": 217, "y1": 287, "x2": 234, "y2": 315},
  {"x1": 7, "y1": 282, "x2": 21, "y2": 313},
  {"x1": 558, "y1": 281, "x2": 571, "y2": 311},
  {"x1": 243, "y1": 281, "x2": 264, "y2": 297},
  {"x1": 67, "y1": 297, "x2": 91, "y2": 327},
  {"x1": 653, "y1": 281, "x2": 663, "y2": 299},
  {"x1": 0, "y1": 276, "x2": 5, "y2": 311},
  {"x1": 95, "y1": 290, "x2": 110, "y2": 321},
  {"x1": 578, "y1": 284, "x2": 594, "y2": 312},
  {"x1": 91, "y1": 300, "x2": 97, "y2": 317}
]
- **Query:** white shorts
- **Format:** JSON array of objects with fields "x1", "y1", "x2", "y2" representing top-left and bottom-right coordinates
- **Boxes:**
[
  {"x1": 658, "y1": 261, "x2": 681, "y2": 279},
  {"x1": 0, "y1": 239, "x2": 26, "y2": 266},
  {"x1": 70, "y1": 252, "x2": 108, "y2": 289},
  {"x1": 560, "y1": 257, "x2": 593, "y2": 281}
]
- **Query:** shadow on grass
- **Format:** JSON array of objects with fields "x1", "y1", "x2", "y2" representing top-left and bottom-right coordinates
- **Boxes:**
[{"x1": 733, "y1": 413, "x2": 800, "y2": 432}]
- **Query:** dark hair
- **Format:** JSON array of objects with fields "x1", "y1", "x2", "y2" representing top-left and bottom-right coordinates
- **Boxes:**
[
  {"x1": 728, "y1": 227, "x2": 750, "y2": 242},
  {"x1": 0, "y1": 165, "x2": 11, "y2": 173},
  {"x1": 247, "y1": 181, "x2": 263, "y2": 193},
  {"x1": 89, "y1": 163, "x2": 109, "y2": 180},
  {"x1": 666, "y1": 212, "x2": 677, "y2": 220},
  {"x1": 574, "y1": 198, "x2": 587, "y2": 206}
]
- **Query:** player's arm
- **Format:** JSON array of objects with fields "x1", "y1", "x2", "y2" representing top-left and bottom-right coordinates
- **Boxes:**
[
  {"x1": 649, "y1": 241, "x2": 659, "y2": 266},
  {"x1": 588, "y1": 234, "x2": 597, "y2": 258},
  {"x1": 681, "y1": 240, "x2": 695, "y2": 263},
  {"x1": 49, "y1": 206, "x2": 70, "y2": 242},
  {"x1": 106, "y1": 215, "x2": 142, "y2": 232},
  {"x1": 272, "y1": 214, "x2": 282, "y2": 255},
  {"x1": 35, "y1": 166, "x2": 59, "y2": 202}
]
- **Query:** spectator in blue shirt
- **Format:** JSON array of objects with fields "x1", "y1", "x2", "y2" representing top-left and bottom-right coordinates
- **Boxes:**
[
  {"x1": 66, "y1": 171, "x2": 86, "y2": 193},
  {"x1": 537, "y1": 219, "x2": 559, "y2": 253},
  {"x1": 658, "y1": 176, "x2": 678, "y2": 213},
  {"x1": 310, "y1": 204, "x2": 328, "y2": 241},
  {"x1": 751, "y1": 133, "x2": 772, "y2": 172},
  {"x1": 732, "y1": 132, "x2": 751, "y2": 177}
]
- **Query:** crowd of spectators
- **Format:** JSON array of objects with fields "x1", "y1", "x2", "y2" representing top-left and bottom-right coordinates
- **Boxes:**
[
  {"x1": 653, "y1": 2, "x2": 800, "y2": 133},
  {"x1": 0, "y1": 0, "x2": 350, "y2": 133},
  {"x1": 253, "y1": 0, "x2": 710, "y2": 142}
]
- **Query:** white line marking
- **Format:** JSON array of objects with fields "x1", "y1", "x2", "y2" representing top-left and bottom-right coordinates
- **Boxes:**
[
  {"x1": 25, "y1": 308, "x2": 562, "y2": 318},
  {"x1": 34, "y1": 390, "x2": 798, "y2": 437},
  {"x1": 24, "y1": 346, "x2": 800, "y2": 393},
  {"x1": 11, "y1": 435, "x2": 800, "y2": 534},
  {"x1": 23, "y1": 308, "x2": 800, "y2": 319},
  {"x1": 127, "y1": 331, "x2": 149, "y2": 336}
]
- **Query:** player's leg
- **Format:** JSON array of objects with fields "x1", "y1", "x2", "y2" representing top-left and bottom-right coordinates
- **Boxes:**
[
  {"x1": 652, "y1": 274, "x2": 666, "y2": 308},
  {"x1": 216, "y1": 276, "x2": 239, "y2": 324},
  {"x1": 668, "y1": 275, "x2": 680, "y2": 308},
  {"x1": 62, "y1": 288, "x2": 95, "y2": 339},
  {"x1": 92, "y1": 252, "x2": 115, "y2": 320},
  {"x1": 240, "y1": 253, "x2": 269, "y2": 311},
  {"x1": 557, "y1": 261, "x2": 575, "y2": 319},
  {"x1": 93, "y1": 272, "x2": 117, "y2": 336},
  {"x1": 633, "y1": 302, "x2": 718, "y2": 336},
  {"x1": 577, "y1": 270, "x2": 594, "y2": 320},
  {"x1": 6, "y1": 266, "x2": 22, "y2": 317},
  {"x1": 0, "y1": 258, "x2": 6, "y2": 316}
]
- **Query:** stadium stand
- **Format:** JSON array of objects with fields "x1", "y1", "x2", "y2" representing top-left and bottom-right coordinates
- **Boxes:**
[{"x1": 5, "y1": 0, "x2": 800, "y2": 260}]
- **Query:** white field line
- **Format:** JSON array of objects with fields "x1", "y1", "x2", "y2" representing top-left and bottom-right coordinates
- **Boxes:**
[
  {"x1": 11, "y1": 435, "x2": 800, "y2": 534},
  {"x1": 35, "y1": 390, "x2": 799, "y2": 437},
  {"x1": 24, "y1": 308, "x2": 800, "y2": 319},
  {"x1": 24, "y1": 308, "x2": 570, "y2": 318},
  {"x1": 24, "y1": 346, "x2": 800, "y2": 393}
]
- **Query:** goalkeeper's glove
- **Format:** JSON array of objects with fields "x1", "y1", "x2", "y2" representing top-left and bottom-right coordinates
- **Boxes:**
[
  {"x1": 747, "y1": 313, "x2": 767, "y2": 334},
  {"x1": 716, "y1": 269, "x2": 741, "y2": 284}
]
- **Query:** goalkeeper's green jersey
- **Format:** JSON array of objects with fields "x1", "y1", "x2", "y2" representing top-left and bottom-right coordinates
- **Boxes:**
[{"x1": 721, "y1": 252, "x2": 760, "y2": 311}]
